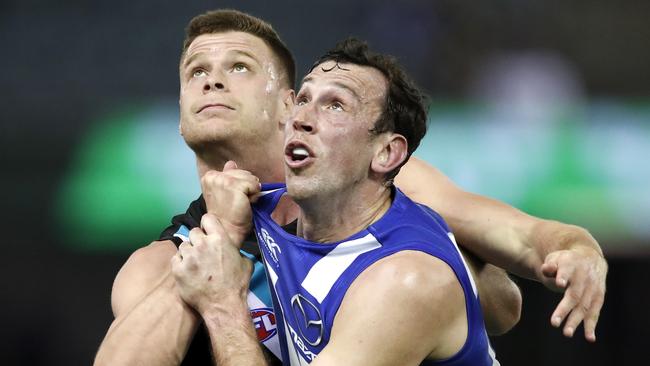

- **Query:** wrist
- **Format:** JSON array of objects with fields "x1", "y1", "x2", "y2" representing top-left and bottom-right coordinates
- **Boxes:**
[
  {"x1": 221, "y1": 221, "x2": 251, "y2": 247},
  {"x1": 199, "y1": 294, "x2": 250, "y2": 322},
  {"x1": 568, "y1": 230, "x2": 604, "y2": 258}
]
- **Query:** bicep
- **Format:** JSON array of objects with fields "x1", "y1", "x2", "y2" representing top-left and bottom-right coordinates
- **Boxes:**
[
  {"x1": 111, "y1": 240, "x2": 178, "y2": 317},
  {"x1": 313, "y1": 251, "x2": 464, "y2": 366}
]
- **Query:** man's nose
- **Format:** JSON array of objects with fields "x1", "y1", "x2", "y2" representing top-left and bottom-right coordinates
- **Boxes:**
[
  {"x1": 203, "y1": 72, "x2": 227, "y2": 92},
  {"x1": 291, "y1": 106, "x2": 315, "y2": 133}
]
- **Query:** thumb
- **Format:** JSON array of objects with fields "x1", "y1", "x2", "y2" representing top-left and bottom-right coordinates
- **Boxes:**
[
  {"x1": 224, "y1": 160, "x2": 238, "y2": 171},
  {"x1": 541, "y1": 261, "x2": 558, "y2": 278},
  {"x1": 541, "y1": 252, "x2": 560, "y2": 278}
]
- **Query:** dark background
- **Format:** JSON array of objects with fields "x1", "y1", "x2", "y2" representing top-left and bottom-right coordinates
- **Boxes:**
[{"x1": 1, "y1": 0, "x2": 649, "y2": 365}]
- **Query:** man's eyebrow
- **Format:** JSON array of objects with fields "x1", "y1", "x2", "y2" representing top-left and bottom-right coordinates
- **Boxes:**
[
  {"x1": 301, "y1": 76, "x2": 362, "y2": 101},
  {"x1": 182, "y1": 52, "x2": 202, "y2": 69},
  {"x1": 230, "y1": 49, "x2": 261, "y2": 65},
  {"x1": 183, "y1": 49, "x2": 262, "y2": 69}
]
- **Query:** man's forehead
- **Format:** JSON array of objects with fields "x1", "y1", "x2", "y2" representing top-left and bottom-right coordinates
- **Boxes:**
[
  {"x1": 184, "y1": 31, "x2": 273, "y2": 63},
  {"x1": 303, "y1": 61, "x2": 387, "y2": 98}
]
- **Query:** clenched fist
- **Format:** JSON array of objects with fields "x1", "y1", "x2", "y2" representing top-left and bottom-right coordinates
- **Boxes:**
[
  {"x1": 200, "y1": 161, "x2": 261, "y2": 244},
  {"x1": 171, "y1": 213, "x2": 253, "y2": 315}
]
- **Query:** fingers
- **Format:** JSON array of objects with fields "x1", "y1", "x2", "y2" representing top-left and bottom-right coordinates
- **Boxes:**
[
  {"x1": 201, "y1": 169, "x2": 260, "y2": 197},
  {"x1": 550, "y1": 260, "x2": 585, "y2": 329},
  {"x1": 223, "y1": 160, "x2": 238, "y2": 171},
  {"x1": 249, "y1": 191, "x2": 262, "y2": 203},
  {"x1": 546, "y1": 248, "x2": 607, "y2": 342},
  {"x1": 178, "y1": 240, "x2": 193, "y2": 258},
  {"x1": 541, "y1": 255, "x2": 558, "y2": 279},
  {"x1": 554, "y1": 265, "x2": 572, "y2": 290},
  {"x1": 583, "y1": 295, "x2": 604, "y2": 342},
  {"x1": 551, "y1": 287, "x2": 578, "y2": 329},
  {"x1": 543, "y1": 251, "x2": 571, "y2": 288},
  {"x1": 200, "y1": 213, "x2": 227, "y2": 237},
  {"x1": 188, "y1": 227, "x2": 206, "y2": 248},
  {"x1": 171, "y1": 240, "x2": 195, "y2": 276},
  {"x1": 200, "y1": 213, "x2": 219, "y2": 234},
  {"x1": 559, "y1": 290, "x2": 590, "y2": 338}
]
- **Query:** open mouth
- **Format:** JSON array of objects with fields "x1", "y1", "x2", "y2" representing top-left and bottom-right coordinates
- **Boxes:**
[{"x1": 284, "y1": 140, "x2": 314, "y2": 168}]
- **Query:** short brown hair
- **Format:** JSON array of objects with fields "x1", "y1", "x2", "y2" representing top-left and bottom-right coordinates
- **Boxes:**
[
  {"x1": 181, "y1": 9, "x2": 296, "y2": 89},
  {"x1": 310, "y1": 38, "x2": 428, "y2": 181}
]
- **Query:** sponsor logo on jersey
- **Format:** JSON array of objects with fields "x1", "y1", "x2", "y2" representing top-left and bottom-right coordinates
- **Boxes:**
[
  {"x1": 290, "y1": 294, "x2": 323, "y2": 346},
  {"x1": 287, "y1": 322, "x2": 318, "y2": 362},
  {"x1": 250, "y1": 307, "x2": 277, "y2": 342},
  {"x1": 258, "y1": 228, "x2": 281, "y2": 263}
]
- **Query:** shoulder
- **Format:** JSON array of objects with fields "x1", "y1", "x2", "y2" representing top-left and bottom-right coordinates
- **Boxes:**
[
  {"x1": 324, "y1": 251, "x2": 466, "y2": 364},
  {"x1": 111, "y1": 240, "x2": 177, "y2": 316},
  {"x1": 353, "y1": 250, "x2": 463, "y2": 307},
  {"x1": 337, "y1": 251, "x2": 466, "y2": 335}
]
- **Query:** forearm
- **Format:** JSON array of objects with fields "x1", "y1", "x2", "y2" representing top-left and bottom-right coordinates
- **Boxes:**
[
  {"x1": 201, "y1": 296, "x2": 267, "y2": 366},
  {"x1": 95, "y1": 273, "x2": 199, "y2": 366},
  {"x1": 447, "y1": 193, "x2": 603, "y2": 281},
  {"x1": 396, "y1": 158, "x2": 605, "y2": 279}
]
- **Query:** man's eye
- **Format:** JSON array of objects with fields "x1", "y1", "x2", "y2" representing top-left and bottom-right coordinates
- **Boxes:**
[
  {"x1": 295, "y1": 97, "x2": 308, "y2": 106},
  {"x1": 192, "y1": 69, "x2": 207, "y2": 78},
  {"x1": 232, "y1": 63, "x2": 249, "y2": 73},
  {"x1": 328, "y1": 102, "x2": 344, "y2": 111}
]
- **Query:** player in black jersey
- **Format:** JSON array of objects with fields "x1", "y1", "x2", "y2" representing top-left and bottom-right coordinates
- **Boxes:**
[{"x1": 95, "y1": 9, "x2": 606, "y2": 366}]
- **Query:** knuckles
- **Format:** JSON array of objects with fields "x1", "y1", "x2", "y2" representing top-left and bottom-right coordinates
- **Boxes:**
[{"x1": 201, "y1": 169, "x2": 248, "y2": 188}]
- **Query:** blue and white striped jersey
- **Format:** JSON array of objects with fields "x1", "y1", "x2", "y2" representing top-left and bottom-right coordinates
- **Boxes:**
[{"x1": 252, "y1": 183, "x2": 499, "y2": 366}]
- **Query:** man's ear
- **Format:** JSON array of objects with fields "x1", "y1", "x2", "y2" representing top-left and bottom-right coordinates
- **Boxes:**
[
  {"x1": 371, "y1": 133, "x2": 408, "y2": 175},
  {"x1": 278, "y1": 89, "x2": 295, "y2": 128}
]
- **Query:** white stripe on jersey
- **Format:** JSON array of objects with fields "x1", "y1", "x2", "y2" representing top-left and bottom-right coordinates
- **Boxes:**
[
  {"x1": 301, "y1": 233, "x2": 382, "y2": 303},
  {"x1": 488, "y1": 339, "x2": 501, "y2": 366},
  {"x1": 447, "y1": 232, "x2": 479, "y2": 298},
  {"x1": 266, "y1": 262, "x2": 279, "y2": 286},
  {"x1": 260, "y1": 188, "x2": 284, "y2": 196},
  {"x1": 266, "y1": 262, "x2": 311, "y2": 365},
  {"x1": 173, "y1": 233, "x2": 189, "y2": 242}
]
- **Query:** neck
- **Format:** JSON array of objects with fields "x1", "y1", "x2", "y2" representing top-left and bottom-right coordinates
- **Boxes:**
[
  {"x1": 296, "y1": 182, "x2": 393, "y2": 243},
  {"x1": 194, "y1": 139, "x2": 285, "y2": 183}
]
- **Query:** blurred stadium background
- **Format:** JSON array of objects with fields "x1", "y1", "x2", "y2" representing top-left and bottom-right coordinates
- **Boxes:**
[{"x1": 1, "y1": 0, "x2": 648, "y2": 364}]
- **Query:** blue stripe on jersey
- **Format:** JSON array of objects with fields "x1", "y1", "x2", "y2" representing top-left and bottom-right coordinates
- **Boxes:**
[
  {"x1": 241, "y1": 250, "x2": 273, "y2": 307},
  {"x1": 173, "y1": 224, "x2": 191, "y2": 241}
]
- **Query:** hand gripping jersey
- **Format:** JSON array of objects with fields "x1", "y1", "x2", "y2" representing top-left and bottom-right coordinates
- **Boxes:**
[
  {"x1": 160, "y1": 195, "x2": 286, "y2": 365},
  {"x1": 252, "y1": 184, "x2": 499, "y2": 366}
]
